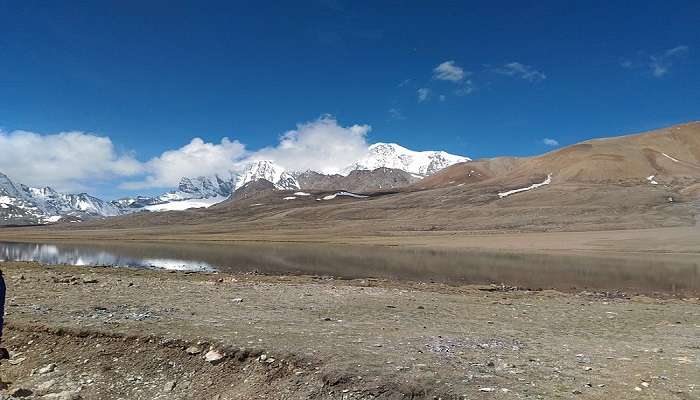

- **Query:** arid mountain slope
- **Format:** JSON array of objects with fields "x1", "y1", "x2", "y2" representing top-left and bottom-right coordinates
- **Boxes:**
[
  {"x1": 418, "y1": 121, "x2": 700, "y2": 190},
  {"x1": 524, "y1": 121, "x2": 700, "y2": 183}
]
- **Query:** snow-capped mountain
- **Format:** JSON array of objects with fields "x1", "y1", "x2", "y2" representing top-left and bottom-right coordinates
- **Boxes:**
[
  {"x1": 24, "y1": 186, "x2": 121, "y2": 217},
  {"x1": 343, "y1": 143, "x2": 469, "y2": 176},
  {"x1": 0, "y1": 172, "x2": 120, "y2": 225},
  {"x1": 234, "y1": 160, "x2": 300, "y2": 190},
  {"x1": 113, "y1": 160, "x2": 300, "y2": 213},
  {"x1": 159, "y1": 175, "x2": 235, "y2": 202},
  {"x1": 112, "y1": 175, "x2": 233, "y2": 213}
]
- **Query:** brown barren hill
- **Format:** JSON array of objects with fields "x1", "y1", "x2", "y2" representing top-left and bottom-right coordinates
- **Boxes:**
[{"x1": 521, "y1": 121, "x2": 700, "y2": 184}]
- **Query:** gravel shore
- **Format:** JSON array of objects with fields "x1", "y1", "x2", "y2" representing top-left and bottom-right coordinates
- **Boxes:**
[{"x1": 0, "y1": 262, "x2": 698, "y2": 399}]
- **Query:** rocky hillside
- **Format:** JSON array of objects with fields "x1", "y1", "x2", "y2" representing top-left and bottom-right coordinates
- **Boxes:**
[
  {"x1": 0, "y1": 173, "x2": 120, "y2": 225},
  {"x1": 294, "y1": 167, "x2": 421, "y2": 192}
]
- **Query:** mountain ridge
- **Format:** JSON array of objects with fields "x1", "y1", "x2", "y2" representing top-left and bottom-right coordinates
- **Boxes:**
[{"x1": 0, "y1": 142, "x2": 469, "y2": 225}]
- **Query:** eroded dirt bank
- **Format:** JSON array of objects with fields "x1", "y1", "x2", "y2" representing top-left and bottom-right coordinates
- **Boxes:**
[{"x1": 0, "y1": 262, "x2": 698, "y2": 399}]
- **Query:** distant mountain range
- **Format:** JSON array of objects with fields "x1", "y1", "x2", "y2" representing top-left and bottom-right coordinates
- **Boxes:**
[
  {"x1": 0, "y1": 172, "x2": 120, "y2": 225},
  {"x1": 0, "y1": 143, "x2": 468, "y2": 225}
]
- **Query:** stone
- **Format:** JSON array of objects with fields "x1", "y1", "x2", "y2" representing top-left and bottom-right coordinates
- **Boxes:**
[
  {"x1": 41, "y1": 391, "x2": 82, "y2": 400},
  {"x1": 575, "y1": 354, "x2": 591, "y2": 364},
  {"x1": 185, "y1": 346, "x2": 202, "y2": 355},
  {"x1": 163, "y1": 380, "x2": 176, "y2": 392},
  {"x1": 36, "y1": 379, "x2": 57, "y2": 393},
  {"x1": 478, "y1": 388, "x2": 495, "y2": 392},
  {"x1": 204, "y1": 349, "x2": 224, "y2": 364},
  {"x1": 8, "y1": 357, "x2": 26, "y2": 365},
  {"x1": 9, "y1": 388, "x2": 33, "y2": 397},
  {"x1": 38, "y1": 363, "x2": 57, "y2": 374}
]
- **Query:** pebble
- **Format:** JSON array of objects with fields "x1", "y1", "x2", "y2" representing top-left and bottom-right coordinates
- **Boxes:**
[
  {"x1": 9, "y1": 357, "x2": 26, "y2": 365},
  {"x1": 185, "y1": 346, "x2": 202, "y2": 355},
  {"x1": 38, "y1": 363, "x2": 57, "y2": 374},
  {"x1": 204, "y1": 349, "x2": 224, "y2": 363},
  {"x1": 41, "y1": 391, "x2": 82, "y2": 400},
  {"x1": 575, "y1": 354, "x2": 591, "y2": 364},
  {"x1": 478, "y1": 387, "x2": 495, "y2": 392},
  {"x1": 36, "y1": 379, "x2": 57, "y2": 393},
  {"x1": 163, "y1": 380, "x2": 176, "y2": 392}
]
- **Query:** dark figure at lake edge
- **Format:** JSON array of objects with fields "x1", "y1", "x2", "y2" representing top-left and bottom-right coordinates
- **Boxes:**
[
  {"x1": 0, "y1": 270, "x2": 4, "y2": 340},
  {"x1": 0, "y1": 270, "x2": 7, "y2": 361}
]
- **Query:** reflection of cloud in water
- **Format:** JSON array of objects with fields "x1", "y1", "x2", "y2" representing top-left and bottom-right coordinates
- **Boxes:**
[
  {"x1": 141, "y1": 259, "x2": 214, "y2": 272},
  {"x1": 0, "y1": 241, "x2": 698, "y2": 295},
  {"x1": 0, "y1": 242, "x2": 216, "y2": 272}
]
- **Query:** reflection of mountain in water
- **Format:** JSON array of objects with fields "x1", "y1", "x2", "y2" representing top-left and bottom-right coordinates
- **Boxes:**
[
  {"x1": 0, "y1": 241, "x2": 698, "y2": 295},
  {"x1": 0, "y1": 242, "x2": 214, "y2": 272}
]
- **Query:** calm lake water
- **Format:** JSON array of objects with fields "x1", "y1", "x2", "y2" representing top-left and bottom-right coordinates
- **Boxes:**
[{"x1": 1, "y1": 240, "x2": 698, "y2": 295}]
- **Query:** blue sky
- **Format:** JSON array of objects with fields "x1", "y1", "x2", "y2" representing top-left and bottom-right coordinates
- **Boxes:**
[{"x1": 0, "y1": 1, "x2": 699, "y2": 198}]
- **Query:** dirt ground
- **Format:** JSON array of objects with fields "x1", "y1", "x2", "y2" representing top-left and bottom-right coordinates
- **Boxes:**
[{"x1": 0, "y1": 262, "x2": 698, "y2": 399}]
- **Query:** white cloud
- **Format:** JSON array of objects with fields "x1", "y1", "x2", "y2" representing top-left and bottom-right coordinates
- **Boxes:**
[
  {"x1": 3, "y1": 116, "x2": 375, "y2": 193},
  {"x1": 495, "y1": 62, "x2": 546, "y2": 82},
  {"x1": 454, "y1": 79, "x2": 476, "y2": 96},
  {"x1": 0, "y1": 130, "x2": 142, "y2": 192},
  {"x1": 664, "y1": 45, "x2": 689, "y2": 57},
  {"x1": 388, "y1": 108, "x2": 405, "y2": 120},
  {"x1": 649, "y1": 45, "x2": 689, "y2": 77},
  {"x1": 622, "y1": 46, "x2": 689, "y2": 78},
  {"x1": 433, "y1": 61, "x2": 466, "y2": 82},
  {"x1": 417, "y1": 87, "x2": 431, "y2": 102},
  {"x1": 250, "y1": 115, "x2": 370, "y2": 174},
  {"x1": 121, "y1": 137, "x2": 246, "y2": 189},
  {"x1": 542, "y1": 138, "x2": 559, "y2": 146},
  {"x1": 123, "y1": 116, "x2": 371, "y2": 188}
]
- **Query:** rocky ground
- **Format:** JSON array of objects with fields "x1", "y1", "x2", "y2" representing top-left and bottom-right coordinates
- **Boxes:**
[{"x1": 0, "y1": 262, "x2": 698, "y2": 399}]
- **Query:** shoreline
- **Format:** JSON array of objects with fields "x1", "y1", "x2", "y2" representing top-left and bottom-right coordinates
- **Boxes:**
[{"x1": 0, "y1": 262, "x2": 698, "y2": 399}]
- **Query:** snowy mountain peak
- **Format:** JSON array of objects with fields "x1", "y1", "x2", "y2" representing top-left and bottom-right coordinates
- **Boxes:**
[
  {"x1": 0, "y1": 172, "x2": 121, "y2": 225},
  {"x1": 234, "y1": 160, "x2": 300, "y2": 190},
  {"x1": 0, "y1": 172, "x2": 24, "y2": 198},
  {"x1": 158, "y1": 175, "x2": 234, "y2": 202},
  {"x1": 344, "y1": 143, "x2": 469, "y2": 176}
]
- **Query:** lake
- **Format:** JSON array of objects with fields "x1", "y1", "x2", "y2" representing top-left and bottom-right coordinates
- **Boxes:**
[{"x1": 0, "y1": 240, "x2": 698, "y2": 295}]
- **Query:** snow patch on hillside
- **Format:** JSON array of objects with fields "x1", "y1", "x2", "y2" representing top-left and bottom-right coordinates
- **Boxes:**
[
  {"x1": 661, "y1": 153, "x2": 680, "y2": 163},
  {"x1": 322, "y1": 192, "x2": 369, "y2": 200},
  {"x1": 498, "y1": 174, "x2": 552, "y2": 198},
  {"x1": 143, "y1": 196, "x2": 227, "y2": 212}
]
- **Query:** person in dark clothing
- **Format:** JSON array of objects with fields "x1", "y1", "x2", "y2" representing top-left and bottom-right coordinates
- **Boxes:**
[
  {"x1": 0, "y1": 270, "x2": 4, "y2": 340},
  {"x1": 0, "y1": 270, "x2": 8, "y2": 361}
]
